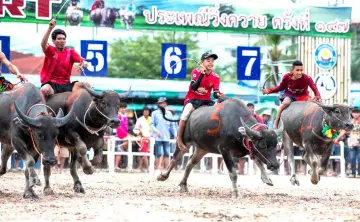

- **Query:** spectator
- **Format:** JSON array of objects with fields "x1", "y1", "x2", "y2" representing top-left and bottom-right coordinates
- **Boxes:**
[
  {"x1": 347, "y1": 107, "x2": 360, "y2": 178},
  {"x1": 150, "y1": 97, "x2": 177, "y2": 171},
  {"x1": 261, "y1": 110, "x2": 274, "y2": 129},
  {"x1": 247, "y1": 103, "x2": 264, "y2": 124},
  {"x1": 133, "y1": 106, "x2": 152, "y2": 172},
  {"x1": 115, "y1": 103, "x2": 128, "y2": 170},
  {"x1": 54, "y1": 145, "x2": 69, "y2": 174}
]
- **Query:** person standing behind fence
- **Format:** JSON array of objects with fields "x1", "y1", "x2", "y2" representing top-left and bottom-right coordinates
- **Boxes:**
[
  {"x1": 150, "y1": 97, "x2": 177, "y2": 171},
  {"x1": 348, "y1": 107, "x2": 360, "y2": 178},
  {"x1": 115, "y1": 103, "x2": 128, "y2": 170},
  {"x1": 133, "y1": 107, "x2": 152, "y2": 172}
]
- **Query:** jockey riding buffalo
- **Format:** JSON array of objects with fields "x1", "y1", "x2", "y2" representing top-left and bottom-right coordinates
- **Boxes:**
[
  {"x1": 281, "y1": 101, "x2": 354, "y2": 185},
  {"x1": 157, "y1": 98, "x2": 283, "y2": 198},
  {"x1": 45, "y1": 84, "x2": 131, "y2": 193},
  {"x1": 0, "y1": 83, "x2": 72, "y2": 198}
]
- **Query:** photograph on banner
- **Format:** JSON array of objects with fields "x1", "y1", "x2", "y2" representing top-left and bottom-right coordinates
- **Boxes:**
[{"x1": 0, "y1": 0, "x2": 351, "y2": 38}]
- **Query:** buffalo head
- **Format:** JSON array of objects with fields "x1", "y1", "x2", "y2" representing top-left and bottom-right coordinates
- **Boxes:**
[
  {"x1": 239, "y1": 117, "x2": 283, "y2": 171},
  {"x1": 82, "y1": 84, "x2": 131, "y2": 128},
  {"x1": 314, "y1": 101, "x2": 354, "y2": 131},
  {"x1": 13, "y1": 102, "x2": 73, "y2": 166}
]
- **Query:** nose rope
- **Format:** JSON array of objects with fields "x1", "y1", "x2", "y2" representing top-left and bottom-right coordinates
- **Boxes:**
[
  {"x1": 76, "y1": 100, "x2": 108, "y2": 135},
  {"x1": 242, "y1": 123, "x2": 272, "y2": 165}
]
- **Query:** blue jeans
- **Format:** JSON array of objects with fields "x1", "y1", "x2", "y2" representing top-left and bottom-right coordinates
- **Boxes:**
[
  {"x1": 349, "y1": 146, "x2": 360, "y2": 175},
  {"x1": 154, "y1": 141, "x2": 170, "y2": 158}
]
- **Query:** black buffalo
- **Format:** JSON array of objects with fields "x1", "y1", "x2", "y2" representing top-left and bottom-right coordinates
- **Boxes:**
[
  {"x1": 157, "y1": 98, "x2": 282, "y2": 198},
  {"x1": 0, "y1": 83, "x2": 72, "y2": 198},
  {"x1": 281, "y1": 101, "x2": 353, "y2": 185},
  {"x1": 45, "y1": 85, "x2": 131, "y2": 193}
]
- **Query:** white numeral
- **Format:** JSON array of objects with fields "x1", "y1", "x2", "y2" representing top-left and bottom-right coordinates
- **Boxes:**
[
  {"x1": 164, "y1": 46, "x2": 182, "y2": 75},
  {"x1": 242, "y1": 49, "x2": 258, "y2": 77},
  {"x1": 86, "y1": 43, "x2": 105, "y2": 72}
]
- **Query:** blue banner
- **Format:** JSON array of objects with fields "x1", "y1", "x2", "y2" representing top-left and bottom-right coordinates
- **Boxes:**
[
  {"x1": 161, "y1": 43, "x2": 187, "y2": 79},
  {"x1": 237, "y1": 46, "x2": 261, "y2": 81},
  {"x1": 80, "y1": 40, "x2": 108, "y2": 77},
  {"x1": 0, "y1": 36, "x2": 10, "y2": 74}
]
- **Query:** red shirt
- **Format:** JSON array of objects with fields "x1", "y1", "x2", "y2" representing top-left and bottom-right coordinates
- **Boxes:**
[
  {"x1": 40, "y1": 45, "x2": 83, "y2": 85},
  {"x1": 184, "y1": 68, "x2": 220, "y2": 105},
  {"x1": 253, "y1": 113, "x2": 264, "y2": 124},
  {"x1": 268, "y1": 73, "x2": 321, "y2": 98}
]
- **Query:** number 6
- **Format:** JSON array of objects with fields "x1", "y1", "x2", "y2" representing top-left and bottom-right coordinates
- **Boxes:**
[{"x1": 164, "y1": 47, "x2": 182, "y2": 75}]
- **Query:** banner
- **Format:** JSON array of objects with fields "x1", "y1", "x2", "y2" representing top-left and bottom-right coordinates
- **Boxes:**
[{"x1": 0, "y1": 0, "x2": 352, "y2": 38}]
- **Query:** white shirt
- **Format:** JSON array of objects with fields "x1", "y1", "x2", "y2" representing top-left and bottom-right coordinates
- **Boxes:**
[{"x1": 133, "y1": 116, "x2": 151, "y2": 137}]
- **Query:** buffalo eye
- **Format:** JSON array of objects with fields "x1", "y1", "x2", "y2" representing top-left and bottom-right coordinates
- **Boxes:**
[{"x1": 334, "y1": 108, "x2": 341, "y2": 114}]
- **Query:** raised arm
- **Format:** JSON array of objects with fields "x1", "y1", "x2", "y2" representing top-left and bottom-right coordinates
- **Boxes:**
[{"x1": 41, "y1": 19, "x2": 56, "y2": 52}]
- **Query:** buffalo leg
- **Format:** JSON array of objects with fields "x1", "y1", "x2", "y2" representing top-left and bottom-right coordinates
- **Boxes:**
[
  {"x1": 12, "y1": 137, "x2": 42, "y2": 199},
  {"x1": 43, "y1": 164, "x2": 54, "y2": 195},
  {"x1": 0, "y1": 144, "x2": 14, "y2": 175},
  {"x1": 90, "y1": 137, "x2": 104, "y2": 166},
  {"x1": 254, "y1": 158, "x2": 273, "y2": 186},
  {"x1": 283, "y1": 132, "x2": 299, "y2": 186},
  {"x1": 318, "y1": 144, "x2": 332, "y2": 176},
  {"x1": 219, "y1": 146, "x2": 239, "y2": 198},
  {"x1": 68, "y1": 132, "x2": 94, "y2": 175},
  {"x1": 70, "y1": 151, "x2": 85, "y2": 194},
  {"x1": 303, "y1": 146, "x2": 320, "y2": 185},
  {"x1": 157, "y1": 144, "x2": 185, "y2": 181},
  {"x1": 179, "y1": 146, "x2": 207, "y2": 193}
]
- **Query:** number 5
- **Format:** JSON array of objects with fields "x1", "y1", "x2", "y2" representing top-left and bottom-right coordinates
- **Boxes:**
[
  {"x1": 242, "y1": 50, "x2": 258, "y2": 77},
  {"x1": 86, "y1": 44, "x2": 105, "y2": 72},
  {"x1": 164, "y1": 47, "x2": 182, "y2": 75}
]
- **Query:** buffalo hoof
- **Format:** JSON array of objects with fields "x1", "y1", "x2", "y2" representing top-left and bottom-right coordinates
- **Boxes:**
[
  {"x1": 83, "y1": 165, "x2": 94, "y2": 175},
  {"x1": 179, "y1": 184, "x2": 188, "y2": 193},
  {"x1": 311, "y1": 174, "x2": 319, "y2": 185},
  {"x1": 0, "y1": 167, "x2": 6, "y2": 176},
  {"x1": 231, "y1": 189, "x2": 240, "y2": 199},
  {"x1": 43, "y1": 187, "x2": 54, "y2": 196},
  {"x1": 90, "y1": 156, "x2": 102, "y2": 166},
  {"x1": 29, "y1": 176, "x2": 41, "y2": 188},
  {"x1": 261, "y1": 176, "x2": 273, "y2": 186},
  {"x1": 23, "y1": 188, "x2": 38, "y2": 199},
  {"x1": 157, "y1": 173, "x2": 169, "y2": 181},
  {"x1": 290, "y1": 176, "x2": 300, "y2": 186},
  {"x1": 74, "y1": 183, "x2": 85, "y2": 194}
]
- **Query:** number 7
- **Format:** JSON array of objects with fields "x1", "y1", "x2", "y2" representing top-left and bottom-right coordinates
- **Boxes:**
[{"x1": 242, "y1": 50, "x2": 258, "y2": 77}]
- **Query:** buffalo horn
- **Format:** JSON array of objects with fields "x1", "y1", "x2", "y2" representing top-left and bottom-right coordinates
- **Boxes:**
[
  {"x1": 13, "y1": 102, "x2": 42, "y2": 128},
  {"x1": 240, "y1": 117, "x2": 262, "y2": 138}
]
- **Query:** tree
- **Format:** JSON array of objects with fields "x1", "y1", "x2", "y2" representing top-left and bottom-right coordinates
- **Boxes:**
[
  {"x1": 254, "y1": 35, "x2": 296, "y2": 88},
  {"x1": 108, "y1": 32, "x2": 199, "y2": 80}
]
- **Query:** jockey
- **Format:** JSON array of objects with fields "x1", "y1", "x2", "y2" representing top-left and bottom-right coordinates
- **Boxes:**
[
  {"x1": 40, "y1": 19, "x2": 89, "y2": 98},
  {"x1": 0, "y1": 52, "x2": 26, "y2": 92},
  {"x1": 262, "y1": 60, "x2": 321, "y2": 129},
  {"x1": 126, "y1": 0, "x2": 136, "y2": 13},
  {"x1": 177, "y1": 51, "x2": 224, "y2": 152},
  {"x1": 90, "y1": 0, "x2": 104, "y2": 12}
]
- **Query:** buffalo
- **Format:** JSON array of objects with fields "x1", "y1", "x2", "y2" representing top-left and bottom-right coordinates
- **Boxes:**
[
  {"x1": 0, "y1": 83, "x2": 72, "y2": 198},
  {"x1": 281, "y1": 101, "x2": 354, "y2": 185},
  {"x1": 45, "y1": 84, "x2": 131, "y2": 193},
  {"x1": 157, "y1": 98, "x2": 282, "y2": 198}
]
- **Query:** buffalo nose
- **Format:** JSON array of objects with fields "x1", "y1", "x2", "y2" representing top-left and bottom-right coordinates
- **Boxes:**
[
  {"x1": 43, "y1": 158, "x2": 57, "y2": 166},
  {"x1": 345, "y1": 123, "x2": 354, "y2": 130}
]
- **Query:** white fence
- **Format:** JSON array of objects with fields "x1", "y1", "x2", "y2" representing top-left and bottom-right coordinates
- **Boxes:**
[{"x1": 0, "y1": 138, "x2": 346, "y2": 178}]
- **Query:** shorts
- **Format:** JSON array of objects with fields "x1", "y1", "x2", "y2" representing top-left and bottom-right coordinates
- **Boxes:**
[
  {"x1": 154, "y1": 141, "x2": 170, "y2": 158},
  {"x1": 41, "y1": 81, "x2": 79, "y2": 94},
  {"x1": 54, "y1": 145, "x2": 70, "y2": 158},
  {"x1": 185, "y1": 99, "x2": 215, "y2": 110},
  {"x1": 140, "y1": 137, "x2": 150, "y2": 153},
  {"x1": 279, "y1": 94, "x2": 310, "y2": 102},
  {"x1": 115, "y1": 140, "x2": 123, "y2": 152},
  {"x1": 0, "y1": 76, "x2": 14, "y2": 92}
]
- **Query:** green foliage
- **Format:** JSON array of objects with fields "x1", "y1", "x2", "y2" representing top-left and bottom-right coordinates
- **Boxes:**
[
  {"x1": 254, "y1": 35, "x2": 296, "y2": 88},
  {"x1": 108, "y1": 32, "x2": 199, "y2": 80}
]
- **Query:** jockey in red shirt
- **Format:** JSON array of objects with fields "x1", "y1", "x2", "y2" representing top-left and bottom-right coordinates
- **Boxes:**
[
  {"x1": 40, "y1": 19, "x2": 90, "y2": 98},
  {"x1": 177, "y1": 51, "x2": 224, "y2": 152},
  {"x1": 262, "y1": 60, "x2": 322, "y2": 129}
]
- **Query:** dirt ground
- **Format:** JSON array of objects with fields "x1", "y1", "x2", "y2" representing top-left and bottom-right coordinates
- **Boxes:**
[{"x1": 1, "y1": 170, "x2": 360, "y2": 222}]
